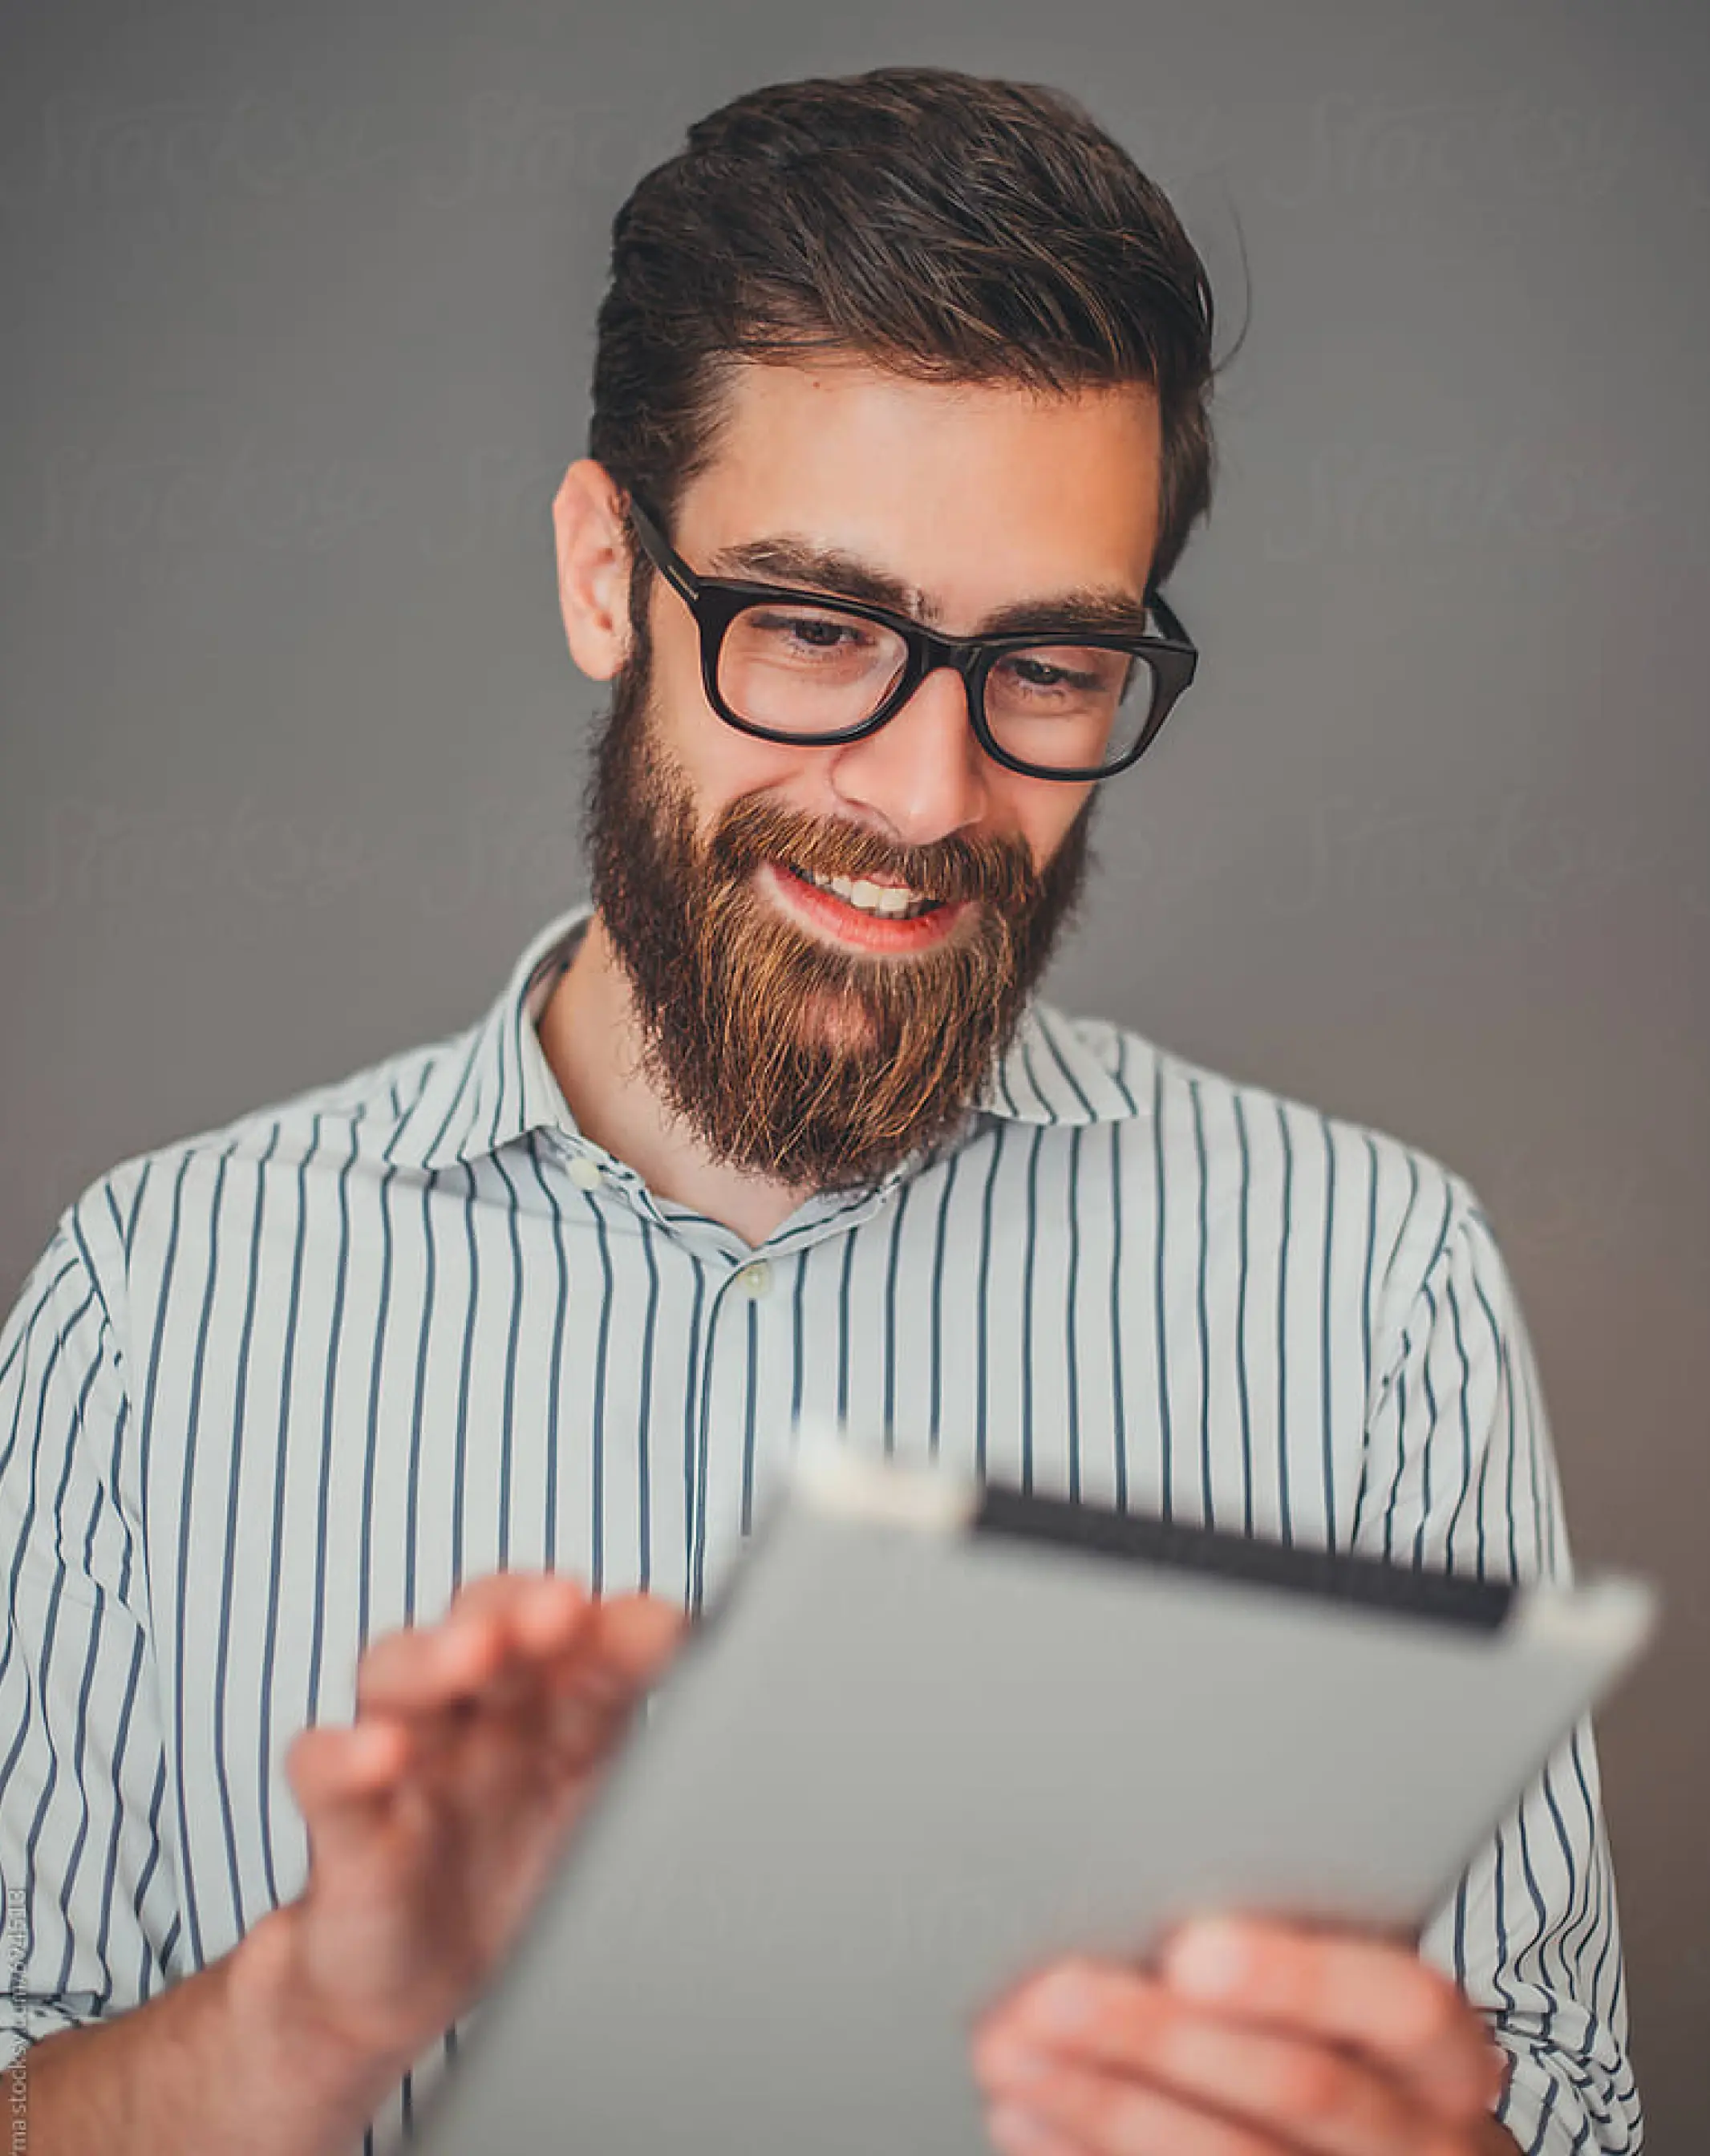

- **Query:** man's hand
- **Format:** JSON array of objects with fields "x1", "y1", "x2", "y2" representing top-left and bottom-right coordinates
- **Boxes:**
[
  {"x1": 238, "y1": 1574, "x2": 687, "y2": 2080},
  {"x1": 18, "y1": 1574, "x2": 687, "y2": 2156},
  {"x1": 970, "y1": 1918, "x2": 1519, "y2": 2156}
]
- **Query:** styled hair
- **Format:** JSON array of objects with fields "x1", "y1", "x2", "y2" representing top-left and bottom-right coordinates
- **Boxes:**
[{"x1": 587, "y1": 65, "x2": 1218, "y2": 616}]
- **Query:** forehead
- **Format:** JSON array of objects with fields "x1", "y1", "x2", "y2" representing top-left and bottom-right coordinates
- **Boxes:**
[{"x1": 673, "y1": 356, "x2": 1163, "y2": 622}]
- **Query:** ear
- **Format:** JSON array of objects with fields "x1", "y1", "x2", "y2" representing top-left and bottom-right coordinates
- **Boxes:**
[{"x1": 552, "y1": 459, "x2": 635, "y2": 680}]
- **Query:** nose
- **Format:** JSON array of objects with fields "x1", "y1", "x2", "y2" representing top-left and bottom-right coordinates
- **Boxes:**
[{"x1": 825, "y1": 663, "x2": 991, "y2": 849}]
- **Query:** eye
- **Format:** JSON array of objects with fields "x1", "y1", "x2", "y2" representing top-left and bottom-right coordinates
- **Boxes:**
[
  {"x1": 732, "y1": 605, "x2": 905, "y2": 690},
  {"x1": 746, "y1": 607, "x2": 881, "y2": 651},
  {"x1": 995, "y1": 651, "x2": 1105, "y2": 695},
  {"x1": 1013, "y1": 656, "x2": 1081, "y2": 689},
  {"x1": 781, "y1": 615, "x2": 863, "y2": 650}
]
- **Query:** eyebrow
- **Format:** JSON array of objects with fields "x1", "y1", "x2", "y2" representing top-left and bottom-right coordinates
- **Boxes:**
[{"x1": 705, "y1": 534, "x2": 1156, "y2": 641}]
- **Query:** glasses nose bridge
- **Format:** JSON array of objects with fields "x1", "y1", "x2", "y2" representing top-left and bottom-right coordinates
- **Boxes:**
[{"x1": 898, "y1": 622, "x2": 987, "y2": 734}]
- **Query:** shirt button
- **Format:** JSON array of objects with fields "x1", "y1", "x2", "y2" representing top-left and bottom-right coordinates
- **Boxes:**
[
  {"x1": 733, "y1": 1259, "x2": 773, "y2": 1299},
  {"x1": 565, "y1": 1153, "x2": 604, "y2": 1190}
]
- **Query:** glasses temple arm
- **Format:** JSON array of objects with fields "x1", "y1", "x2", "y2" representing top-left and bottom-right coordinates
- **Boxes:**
[
  {"x1": 625, "y1": 493, "x2": 699, "y2": 608},
  {"x1": 1145, "y1": 588, "x2": 1195, "y2": 651}
]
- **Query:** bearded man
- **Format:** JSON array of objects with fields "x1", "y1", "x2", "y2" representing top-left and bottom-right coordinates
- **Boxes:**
[{"x1": 0, "y1": 65, "x2": 1635, "y2": 2156}]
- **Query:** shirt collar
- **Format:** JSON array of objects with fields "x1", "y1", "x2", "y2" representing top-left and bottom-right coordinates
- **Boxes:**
[
  {"x1": 975, "y1": 1000, "x2": 1149, "y2": 1126},
  {"x1": 391, "y1": 902, "x2": 1147, "y2": 1174},
  {"x1": 387, "y1": 906, "x2": 593, "y2": 1173}
]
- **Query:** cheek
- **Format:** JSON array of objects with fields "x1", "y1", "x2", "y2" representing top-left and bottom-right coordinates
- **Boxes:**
[
  {"x1": 1004, "y1": 781, "x2": 1093, "y2": 872},
  {"x1": 646, "y1": 661, "x2": 800, "y2": 825},
  {"x1": 683, "y1": 736, "x2": 828, "y2": 849},
  {"x1": 659, "y1": 711, "x2": 843, "y2": 835}
]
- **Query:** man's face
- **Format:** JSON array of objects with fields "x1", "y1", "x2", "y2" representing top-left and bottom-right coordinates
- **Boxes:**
[{"x1": 585, "y1": 359, "x2": 1164, "y2": 1189}]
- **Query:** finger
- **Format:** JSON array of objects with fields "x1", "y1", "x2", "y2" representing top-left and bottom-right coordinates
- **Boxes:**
[
  {"x1": 487, "y1": 1591, "x2": 685, "y2": 1732},
  {"x1": 356, "y1": 1591, "x2": 680, "y2": 1810},
  {"x1": 977, "y1": 1968, "x2": 1465, "y2": 2156},
  {"x1": 978, "y1": 2044, "x2": 1310, "y2": 2156},
  {"x1": 343, "y1": 1587, "x2": 683, "y2": 1819},
  {"x1": 355, "y1": 1576, "x2": 594, "y2": 1715},
  {"x1": 450, "y1": 1570, "x2": 594, "y2": 1638},
  {"x1": 353, "y1": 1618, "x2": 502, "y2": 1715},
  {"x1": 1161, "y1": 1920, "x2": 1496, "y2": 2107},
  {"x1": 287, "y1": 1720, "x2": 409, "y2": 1805},
  {"x1": 432, "y1": 1577, "x2": 679, "y2": 1707},
  {"x1": 986, "y1": 2102, "x2": 1090, "y2": 2156},
  {"x1": 582, "y1": 1593, "x2": 690, "y2": 1692},
  {"x1": 529, "y1": 1603, "x2": 687, "y2": 1771},
  {"x1": 286, "y1": 1722, "x2": 415, "y2": 1869},
  {"x1": 441, "y1": 1572, "x2": 597, "y2": 1694},
  {"x1": 455, "y1": 1576, "x2": 603, "y2": 1715}
]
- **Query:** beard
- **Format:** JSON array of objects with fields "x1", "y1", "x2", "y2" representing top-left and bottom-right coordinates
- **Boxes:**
[{"x1": 584, "y1": 615, "x2": 1096, "y2": 1191}]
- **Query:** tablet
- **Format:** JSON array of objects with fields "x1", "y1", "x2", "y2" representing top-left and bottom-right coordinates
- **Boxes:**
[{"x1": 417, "y1": 1444, "x2": 1655, "y2": 2156}]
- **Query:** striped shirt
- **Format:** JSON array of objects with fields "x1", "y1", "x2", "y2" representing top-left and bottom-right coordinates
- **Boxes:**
[{"x1": 0, "y1": 902, "x2": 1638, "y2": 2154}]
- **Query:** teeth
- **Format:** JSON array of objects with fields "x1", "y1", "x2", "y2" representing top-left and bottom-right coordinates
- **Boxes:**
[{"x1": 796, "y1": 866, "x2": 938, "y2": 919}]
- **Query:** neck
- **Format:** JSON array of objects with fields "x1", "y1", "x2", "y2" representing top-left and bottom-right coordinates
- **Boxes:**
[{"x1": 538, "y1": 913, "x2": 815, "y2": 1249}]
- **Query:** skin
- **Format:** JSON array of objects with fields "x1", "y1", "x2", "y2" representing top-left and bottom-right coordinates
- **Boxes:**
[
  {"x1": 19, "y1": 1575, "x2": 687, "y2": 2156},
  {"x1": 541, "y1": 355, "x2": 1140, "y2": 1246},
  {"x1": 15, "y1": 356, "x2": 1520, "y2": 2156}
]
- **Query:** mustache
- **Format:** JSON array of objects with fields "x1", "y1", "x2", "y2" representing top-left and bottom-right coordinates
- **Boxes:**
[{"x1": 707, "y1": 796, "x2": 1041, "y2": 909}]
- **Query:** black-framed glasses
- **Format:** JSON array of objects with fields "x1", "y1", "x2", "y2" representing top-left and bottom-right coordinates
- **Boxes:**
[{"x1": 624, "y1": 493, "x2": 1197, "y2": 783}]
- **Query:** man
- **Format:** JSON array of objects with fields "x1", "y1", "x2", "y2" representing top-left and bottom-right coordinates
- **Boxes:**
[{"x1": 0, "y1": 65, "x2": 1634, "y2": 2156}]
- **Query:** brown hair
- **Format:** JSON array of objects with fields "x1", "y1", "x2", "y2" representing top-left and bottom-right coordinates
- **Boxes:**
[{"x1": 587, "y1": 65, "x2": 1218, "y2": 615}]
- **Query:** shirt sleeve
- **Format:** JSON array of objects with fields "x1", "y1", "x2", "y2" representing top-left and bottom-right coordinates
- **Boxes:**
[
  {"x1": 0, "y1": 1198, "x2": 180, "y2": 2068},
  {"x1": 1351, "y1": 1185, "x2": 1641, "y2": 2154}
]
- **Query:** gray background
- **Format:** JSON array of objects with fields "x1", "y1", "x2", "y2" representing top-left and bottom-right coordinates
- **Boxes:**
[{"x1": 2, "y1": 0, "x2": 1704, "y2": 2140}]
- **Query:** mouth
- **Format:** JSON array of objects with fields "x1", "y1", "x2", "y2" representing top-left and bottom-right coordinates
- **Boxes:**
[
  {"x1": 763, "y1": 860, "x2": 968, "y2": 954},
  {"x1": 789, "y1": 862, "x2": 942, "y2": 919}
]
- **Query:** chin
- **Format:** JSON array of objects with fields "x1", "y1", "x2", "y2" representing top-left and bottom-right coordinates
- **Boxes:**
[{"x1": 795, "y1": 984, "x2": 881, "y2": 1055}]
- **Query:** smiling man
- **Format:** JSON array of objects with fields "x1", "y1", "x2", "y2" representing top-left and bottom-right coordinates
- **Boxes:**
[
  {"x1": 542, "y1": 359, "x2": 1165, "y2": 1242},
  {"x1": 0, "y1": 66, "x2": 1635, "y2": 2156}
]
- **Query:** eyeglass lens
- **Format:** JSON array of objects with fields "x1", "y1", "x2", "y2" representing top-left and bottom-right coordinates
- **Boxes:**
[{"x1": 719, "y1": 598, "x2": 1157, "y2": 772}]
